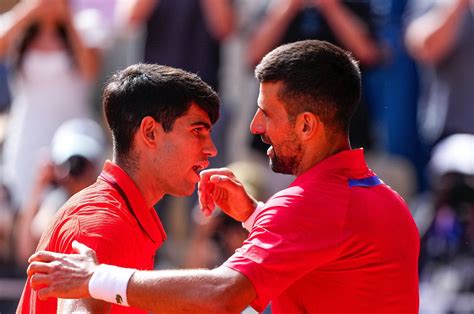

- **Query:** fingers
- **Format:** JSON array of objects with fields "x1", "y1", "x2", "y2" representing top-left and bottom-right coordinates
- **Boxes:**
[
  {"x1": 198, "y1": 181, "x2": 215, "y2": 217},
  {"x1": 200, "y1": 167, "x2": 235, "y2": 179},
  {"x1": 72, "y1": 240, "x2": 96, "y2": 260},
  {"x1": 27, "y1": 261, "x2": 54, "y2": 277},
  {"x1": 30, "y1": 273, "x2": 51, "y2": 289},
  {"x1": 199, "y1": 168, "x2": 241, "y2": 216},
  {"x1": 28, "y1": 250, "x2": 63, "y2": 263},
  {"x1": 37, "y1": 287, "x2": 54, "y2": 301},
  {"x1": 209, "y1": 174, "x2": 239, "y2": 190}
]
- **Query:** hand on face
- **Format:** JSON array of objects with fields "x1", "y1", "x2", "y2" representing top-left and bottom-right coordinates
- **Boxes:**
[
  {"x1": 198, "y1": 168, "x2": 258, "y2": 222},
  {"x1": 27, "y1": 241, "x2": 98, "y2": 300}
]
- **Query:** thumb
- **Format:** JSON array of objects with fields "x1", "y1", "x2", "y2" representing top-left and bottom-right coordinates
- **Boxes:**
[{"x1": 72, "y1": 240, "x2": 96, "y2": 259}]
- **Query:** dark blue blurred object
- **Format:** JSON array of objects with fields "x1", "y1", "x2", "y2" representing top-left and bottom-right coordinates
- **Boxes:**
[{"x1": 0, "y1": 63, "x2": 11, "y2": 112}]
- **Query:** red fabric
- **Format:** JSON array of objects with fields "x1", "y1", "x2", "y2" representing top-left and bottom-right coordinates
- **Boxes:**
[
  {"x1": 224, "y1": 149, "x2": 420, "y2": 313},
  {"x1": 17, "y1": 161, "x2": 166, "y2": 314}
]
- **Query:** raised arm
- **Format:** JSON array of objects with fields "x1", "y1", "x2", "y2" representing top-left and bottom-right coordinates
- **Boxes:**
[
  {"x1": 56, "y1": 2, "x2": 101, "y2": 80},
  {"x1": 28, "y1": 242, "x2": 256, "y2": 313},
  {"x1": 314, "y1": 0, "x2": 380, "y2": 65},
  {"x1": 0, "y1": 1, "x2": 43, "y2": 57},
  {"x1": 405, "y1": 0, "x2": 470, "y2": 65},
  {"x1": 246, "y1": 0, "x2": 304, "y2": 66},
  {"x1": 115, "y1": 0, "x2": 157, "y2": 28},
  {"x1": 200, "y1": 0, "x2": 235, "y2": 41}
]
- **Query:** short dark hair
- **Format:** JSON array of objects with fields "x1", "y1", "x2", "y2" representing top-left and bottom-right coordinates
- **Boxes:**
[
  {"x1": 255, "y1": 40, "x2": 361, "y2": 134},
  {"x1": 103, "y1": 63, "x2": 220, "y2": 156}
]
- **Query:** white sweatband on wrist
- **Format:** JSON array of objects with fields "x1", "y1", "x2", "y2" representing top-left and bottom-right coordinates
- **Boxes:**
[
  {"x1": 88, "y1": 264, "x2": 136, "y2": 307},
  {"x1": 242, "y1": 201, "x2": 265, "y2": 232}
]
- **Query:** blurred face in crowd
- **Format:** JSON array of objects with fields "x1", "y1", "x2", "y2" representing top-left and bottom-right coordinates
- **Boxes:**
[
  {"x1": 152, "y1": 104, "x2": 217, "y2": 196},
  {"x1": 250, "y1": 82, "x2": 303, "y2": 175}
]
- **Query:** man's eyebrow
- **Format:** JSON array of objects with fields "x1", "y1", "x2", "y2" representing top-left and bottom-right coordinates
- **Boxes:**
[{"x1": 190, "y1": 121, "x2": 211, "y2": 129}]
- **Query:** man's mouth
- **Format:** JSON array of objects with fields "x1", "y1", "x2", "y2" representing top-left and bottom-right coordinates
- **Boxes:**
[
  {"x1": 260, "y1": 135, "x2": 271, "y2": 145},
  {"x1": 192, "y1": 162, "x2": 209, "y2": 175}
]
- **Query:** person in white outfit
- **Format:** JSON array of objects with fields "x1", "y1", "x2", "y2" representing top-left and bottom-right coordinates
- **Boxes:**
[{"x1": 0, "y1": 0, "x2": 101, "y2": 209}]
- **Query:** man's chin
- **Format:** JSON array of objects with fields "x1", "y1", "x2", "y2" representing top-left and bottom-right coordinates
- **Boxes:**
[
  {"x1": 269, "y1": 160, "x2": 292, "y2": 175},
  {"x1": 171, "y1": 184, "x2": 196, "y2": 197}
]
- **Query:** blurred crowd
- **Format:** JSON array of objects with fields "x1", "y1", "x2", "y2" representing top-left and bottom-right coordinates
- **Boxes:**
[{"x1": 0, "y1": 0, "x2": 473, "y2": 313}]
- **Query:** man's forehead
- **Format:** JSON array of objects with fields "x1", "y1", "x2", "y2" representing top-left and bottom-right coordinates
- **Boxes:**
[
  {"x1": 181, "y1": 103, "x2": 212, "y2": 125},
  {"x1": 258, "y1": 82, "x2": 286, "y2": 110}
]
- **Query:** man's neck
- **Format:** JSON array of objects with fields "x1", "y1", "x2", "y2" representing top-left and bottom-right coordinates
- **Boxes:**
[
  {"x1": 295, "y1": 135, "x2": 350, "y2": 177},
  {"x1": 113, "y1": 155, "x2": 164, "y2": 208}
]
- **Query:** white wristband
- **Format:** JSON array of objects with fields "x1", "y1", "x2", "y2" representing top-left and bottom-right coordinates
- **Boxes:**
[
  {"x1": 88, "y1": 264, "x2": 136, "y2": 307},
  {"x1": 242, "y1": 201, "x2": 265, "y2": 232}
]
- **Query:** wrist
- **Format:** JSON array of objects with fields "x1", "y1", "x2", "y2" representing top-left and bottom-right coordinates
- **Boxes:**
[
  {"x1": 242, "y1": 201, "x2": 265, "y2": 232},
  {"x1": 88, "y1": 264, "x2": 137, "y2": 307}
]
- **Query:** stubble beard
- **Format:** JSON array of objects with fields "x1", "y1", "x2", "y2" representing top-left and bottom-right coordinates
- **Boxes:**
[{"x1": 268, "y1": 133, "x2": 303, "y2": 176}]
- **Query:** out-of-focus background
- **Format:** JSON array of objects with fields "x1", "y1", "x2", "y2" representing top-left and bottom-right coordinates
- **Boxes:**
[{"x1": 0, "y1": 0, "x2": 473, "y2": 313}]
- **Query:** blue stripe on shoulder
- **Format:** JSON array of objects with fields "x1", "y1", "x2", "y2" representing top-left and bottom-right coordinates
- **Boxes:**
[{"x1": 348, "y1": 175, "x2": 383, "y2": 187}]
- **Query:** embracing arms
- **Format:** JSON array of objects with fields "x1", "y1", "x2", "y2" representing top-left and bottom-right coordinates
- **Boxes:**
[{"x1": 28, "y1": 168, "x2": 261, "y2": 313}]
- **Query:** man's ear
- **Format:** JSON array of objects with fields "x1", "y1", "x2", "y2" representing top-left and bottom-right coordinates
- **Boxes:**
[
  {"x1": 139, "y1": 116, "x2": 159, "y2": 147},
  {"x1": 296, "y1": 111, "x2": 320, "y2": 140}
]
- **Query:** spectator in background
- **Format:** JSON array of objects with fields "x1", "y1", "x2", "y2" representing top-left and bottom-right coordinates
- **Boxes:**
[
  {"x1": 417, "y1": 134, "x2": 474, "y2": 313},
  {"x1": 119, "y1": 0, "x2": 234, "y2": 167},
  {"x1": 15, "y1": 118, "x2": 106, "y2": 269},
  {"x1": 247, "y1": 0, "x2": 381, "y2": 153},
  {"x1": 360, "y1": 0, "x2": 427, "y2": 193},
  {"x1": 405, "y1": 0, "x2": 474, "y2": 143},
  {"x1": 0, "y1": 181, "x2": 14, "y2": 269},
  {"x1": 405, "y1": 2, "x2": 474, "y2": 310},
  {"x1": 0, "y1": 0, "x2": 101, "y2": 209},
  {"x1": 116, "y1": 0, "x2": 236, "y2": 268},
  {"x1": 0, "y1": 0, "x2": 16, "y2": 113}
]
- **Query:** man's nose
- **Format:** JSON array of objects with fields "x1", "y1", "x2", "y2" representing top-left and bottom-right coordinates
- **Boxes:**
[
  {"x1": 250, "y1": 111, "x2": 264, "y2": 135},
  {"x1": 203, "y1": 136, "x2": 217, "y2": 157}
]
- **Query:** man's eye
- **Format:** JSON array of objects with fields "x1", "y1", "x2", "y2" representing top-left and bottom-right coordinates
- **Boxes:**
[{"x1": 193, "y1": 128, "x2": 202, "y2": 134}]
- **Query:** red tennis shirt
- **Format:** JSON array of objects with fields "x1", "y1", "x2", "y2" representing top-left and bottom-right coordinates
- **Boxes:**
[
  {"x1": 17, "y1": 161, "x2": 166, "y2": 314},
  {"x1": 224, "y1": 149, "x2": 420, "y2": 313}
]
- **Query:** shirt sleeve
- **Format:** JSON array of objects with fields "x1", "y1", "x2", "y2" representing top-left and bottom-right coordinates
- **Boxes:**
[{"x1": 223, "y1": 187, "x2": 346, "y2": 311}]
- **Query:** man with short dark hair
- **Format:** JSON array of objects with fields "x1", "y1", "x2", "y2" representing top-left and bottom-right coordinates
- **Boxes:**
[
  {"x1": 27, "y1": 40, "x2": 419, "y2": 313},
  {"x1": 18, "y1": 63, "x2": 219, "y2": 313}
]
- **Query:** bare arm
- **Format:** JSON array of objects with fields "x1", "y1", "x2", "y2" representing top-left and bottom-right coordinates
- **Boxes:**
[
  {"x1": 0, "y1": 1, "x2": 43, "y2": 57},
  {"x1": 116, "y1": 0, "x2": 158, "y2": 28},
  {"x1": 200, "y1": 0, "x2": 235, "y2": 41},
  {"x1": 58, "y1": 3, "x2": 101, "y2": 80},
  {"x1": 315, "y1": 0, "x2": 380, "y2": 65},
  {"x1": 405, "y1": 0, "x2": 470, "y2": 65},
  {"x1": 247, "y1": 0, "x2": 304, "y2": 66},
  {"x1": 58, "y1": 298, "x2": 111, "y2": 314},
  {"x1": 28, "y1": 242, "x2": 256, "y2": 314},
  {"x1": 128, "y1": 266, "x2": 255, "y2": 313}
]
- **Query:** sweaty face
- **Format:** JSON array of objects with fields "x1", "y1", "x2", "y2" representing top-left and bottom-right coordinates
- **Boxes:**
[
  {"x1": 155, "y1": 104, "x2": 217, "y2": 196},
  {"x1": 250, "y1": 82, "x2": 303, "y2": 175}
]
